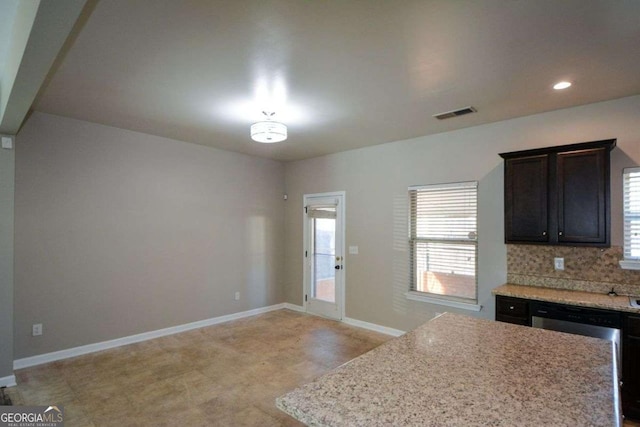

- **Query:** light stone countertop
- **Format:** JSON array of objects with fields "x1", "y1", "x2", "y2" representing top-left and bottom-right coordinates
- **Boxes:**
[
  {"x1": 276, "y1": 313, "x2": 619, "y2": 427},
  {"x1": 493, "y1": 283, "x2": 640, "y2": 313}
]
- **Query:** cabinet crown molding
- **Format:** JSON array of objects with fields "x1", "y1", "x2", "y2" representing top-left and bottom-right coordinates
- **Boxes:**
[{"x1": 499, "y1": 139, "x2": 616, "y2": 159}]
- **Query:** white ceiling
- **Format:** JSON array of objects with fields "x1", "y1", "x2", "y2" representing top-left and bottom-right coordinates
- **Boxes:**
[
  {"x1": 32, "y1": 0, "x2": 640, "y2": 161},
  {"x1": 0, "y1": 0, "x2": 86, "y2": 135}
]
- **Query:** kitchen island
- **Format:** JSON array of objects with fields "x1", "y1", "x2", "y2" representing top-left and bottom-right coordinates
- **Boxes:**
[{"x1": 276, "y1": 313, "x2": 620, "y2": 427}]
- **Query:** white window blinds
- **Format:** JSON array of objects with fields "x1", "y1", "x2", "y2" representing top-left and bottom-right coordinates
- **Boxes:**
[
  {"x1": 409, "y1": 181, "x2": 478, "y2": 301},
  {"x1": 623, "y1": 167, "x2": 640, "y2": 260},
  {"x1": 306, "y1": 203, "x2": 337, "y2": 219}
]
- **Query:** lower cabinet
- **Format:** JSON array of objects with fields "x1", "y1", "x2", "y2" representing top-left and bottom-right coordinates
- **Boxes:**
[
  {"x1": 623, "y1": 314, "x2": 640, "y2": 420},
  {"x1": 495, "y1": 295, "x2": 530, "y2": 326}
]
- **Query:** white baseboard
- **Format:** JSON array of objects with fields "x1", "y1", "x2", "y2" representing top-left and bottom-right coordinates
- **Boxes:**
[
  {"x1": 282, "y1": 302, "x2": 404, "y2": 337},
  {"x1": 12, "y1": 303, "x2": 405, "y2": 371},
  {"x1": 343, "y1": 317, "x2": 405, "y2": 337},
  {"x1": 0, "y1": 375, "x2": 16, "y2": 387},
  {"x1": 14, "y1": 303, "x2": 287, "y2": 370},
  {"x1": 282, "y1": 303, "x2": 305, "y2": 312}
]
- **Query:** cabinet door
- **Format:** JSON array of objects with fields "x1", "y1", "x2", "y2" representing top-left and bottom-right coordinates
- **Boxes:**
[
  {"x1": 557, "y1": 148, "x2": 608, "y2": 245},
  {"x1": 495, "y1": 296, "x2": 530, "y2": 325},
  {"x1": 504, "y1": 155, "x2": 548, "y2": 243},
  {"x1": 623, "y1": 315, "x2": 640, "y2": 419}
]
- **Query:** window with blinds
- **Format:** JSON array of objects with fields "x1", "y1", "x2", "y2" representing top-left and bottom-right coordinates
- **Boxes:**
[
  {"x1": 623, "y1": 167, "x2": 640, "y2": 263},
  {"x1": 409, "y1": 181, "x2": 478, "y2": 302}
]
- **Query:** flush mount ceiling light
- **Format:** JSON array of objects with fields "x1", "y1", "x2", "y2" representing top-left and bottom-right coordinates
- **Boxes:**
[
  {"x1": 553, "y1": 81, "x2": 572, "y2": 90},
  {"x1": 250, "y1": 111, "x2": 287, "y2": 143}
]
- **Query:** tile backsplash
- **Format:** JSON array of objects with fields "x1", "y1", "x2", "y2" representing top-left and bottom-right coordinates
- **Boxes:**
[{"x1": 507, "y1": 245, "x2": 640, "y2": 296}]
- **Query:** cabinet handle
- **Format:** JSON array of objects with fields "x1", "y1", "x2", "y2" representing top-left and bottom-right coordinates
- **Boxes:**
[
  {"x1": 559, "y1": 231, "x2": 563, "y2": 236},
  {"x1": 509, "y1": 306, "x2": 514, "y2": 310},
  {"x1": 542, "y1": 231, "x2": 547, "y2": 236}
]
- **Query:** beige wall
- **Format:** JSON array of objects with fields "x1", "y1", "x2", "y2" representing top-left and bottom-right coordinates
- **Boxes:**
[
  {"x1": 14, "y1": 112, "x2": 285, "y2": 358},
  {"x1": 10, "y1": 95, "x2": 640, "y2": 361},
  {"x1": 0, "y1": 141, "x2": 15, "y2": 377},
  {"x1": 283, "y1": 95, "x2": 640, "y2": 332}
]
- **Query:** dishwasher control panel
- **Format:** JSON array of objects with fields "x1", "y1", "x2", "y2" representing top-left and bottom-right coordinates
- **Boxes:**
[{"x1": 530, "y1": 301, "x2": 622, "y2": 328}]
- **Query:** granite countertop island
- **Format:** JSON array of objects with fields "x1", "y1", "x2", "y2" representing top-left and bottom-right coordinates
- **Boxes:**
[{"x1": 276, "y1": 313, "x2": 620, "y2": 427}]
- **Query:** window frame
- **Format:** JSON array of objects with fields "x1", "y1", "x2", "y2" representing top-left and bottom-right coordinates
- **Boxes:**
[
  {"x1": 406, "y1": 181, "x2": 481, "y2": 311},
  {"x1": 620, "y1": 167, "x2": 640, "y2": 270}
]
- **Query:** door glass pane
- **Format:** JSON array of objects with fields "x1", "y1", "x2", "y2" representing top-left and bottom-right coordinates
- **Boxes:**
[{"x1": 312, "y1": 217, "x2": 336, "y2": 303}]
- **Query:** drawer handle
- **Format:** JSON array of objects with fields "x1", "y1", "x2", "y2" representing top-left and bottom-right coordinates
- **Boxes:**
[{"x1": 509, "y1": 306, "x2": 515, "y2": 310}]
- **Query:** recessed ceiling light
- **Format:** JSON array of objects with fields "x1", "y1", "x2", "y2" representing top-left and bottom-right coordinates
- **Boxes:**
[{"x1": 553, "y1": 81, "x2": 572, "y2": 90}]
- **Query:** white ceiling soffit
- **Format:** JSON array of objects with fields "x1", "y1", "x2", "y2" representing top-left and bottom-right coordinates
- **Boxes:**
[
  {"x1": 0, "y1": 0, "x2": 20, "y2": 79},
  {"x1": 33, "y1": 0, "x2": 640, "y2": 161},
  {"x1": 0, "y1": 0, "x2": 87, "y2": 135}
]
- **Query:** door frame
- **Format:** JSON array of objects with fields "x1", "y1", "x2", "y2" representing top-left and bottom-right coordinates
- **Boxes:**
[{"x1": 302, "y1": 191, "x2": 346, "y2": 320}]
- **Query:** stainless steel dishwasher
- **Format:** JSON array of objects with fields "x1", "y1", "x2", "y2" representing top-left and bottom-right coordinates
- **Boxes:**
[
  {"x1": 530, "y1": 301, "x2": 623, "y2": 427},
  {"x1": 530, "y1": 300, "x2": 622, "y2": 368}
]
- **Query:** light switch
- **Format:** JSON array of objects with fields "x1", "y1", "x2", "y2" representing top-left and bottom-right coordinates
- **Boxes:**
[
  {"x1": 554, "y1": 257, "x2": 565, "y2": 271},
  {"x1": 1, "y1": 136, "x2": 13, "y2": 149},
  {"x1": 349, "y1": 246, "x2": 359, "y2": 255}
]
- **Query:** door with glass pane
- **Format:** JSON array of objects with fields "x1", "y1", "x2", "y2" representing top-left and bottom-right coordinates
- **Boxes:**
[{"x1": 304, "y1": 193, "x2": 344, "y2": 320}]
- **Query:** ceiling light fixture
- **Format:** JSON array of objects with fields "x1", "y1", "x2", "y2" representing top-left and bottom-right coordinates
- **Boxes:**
[
  {"x1": 553, "y1": 81, "x2": 572, "y2": 90},
  {"x1": 250, "y1": 111, "x2": 287, "y2": 143}
]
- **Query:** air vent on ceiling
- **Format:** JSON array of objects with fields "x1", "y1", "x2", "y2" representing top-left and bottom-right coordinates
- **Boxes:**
[{"x1": 433, "y1": 106, "x2": 477, "y2": 120}]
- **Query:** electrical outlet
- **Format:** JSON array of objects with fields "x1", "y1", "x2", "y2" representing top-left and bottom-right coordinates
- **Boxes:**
[
  {"x1": 234, "y1": 291, "x2": 240, "y2": 301},
  {"x1": 32, "y1": 323, "x2": 43, "y2": 336},
  {"x1": 554, "y1": 257, "x2": 565, "y2": 271}
]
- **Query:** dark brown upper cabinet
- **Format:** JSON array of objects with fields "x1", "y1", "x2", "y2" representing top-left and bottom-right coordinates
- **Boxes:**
[{"x1": 500, "y1": 139, "x2": 616, "y2": 247}]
